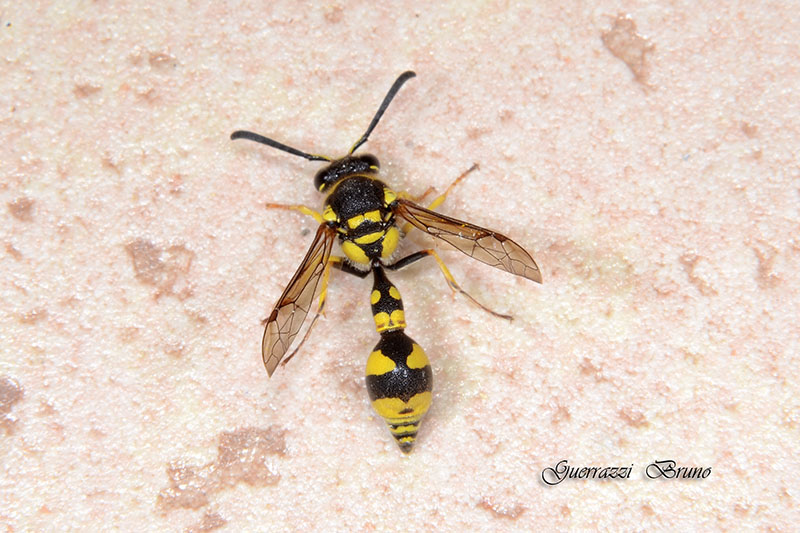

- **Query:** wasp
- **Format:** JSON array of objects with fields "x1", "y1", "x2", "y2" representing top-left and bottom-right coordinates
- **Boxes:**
[{"x1": 231, "y1": 71, "x2": 542, "y2": 452}]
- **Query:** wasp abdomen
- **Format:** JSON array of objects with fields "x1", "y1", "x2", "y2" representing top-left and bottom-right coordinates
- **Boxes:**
[
  {"x1": 366, "y1": 330, "x2": 432, "y2": 453},
  {"x1": 365, "y1": 267, "x2": 432, "y2": 453}
]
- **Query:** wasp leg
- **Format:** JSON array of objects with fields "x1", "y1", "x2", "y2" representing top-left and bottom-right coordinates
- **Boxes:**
[
  {"x1": 426, "y1": 162, "x2": 479, "y2": 211},
  {"x1": 279, "y1": 256, "x2": 371, "y2": 367},
  {"x1": 330, "y1": 257, "x2": 371, "y2": 279},
  {"x1": 265, "y1": 202, "x2": 326, "y2": 225},
  {"x1": 400, "y1": 163, "x2": 479, "y2": 235},
  {"x1": 387, "y1": 248, "x2": 512, "y2": 321},
  {"x1": 279, "y1": 253, "x2": 337, "y2": 368},
  {"x1": 397, "y1": 185, "x2": 436, "y2": 204}
]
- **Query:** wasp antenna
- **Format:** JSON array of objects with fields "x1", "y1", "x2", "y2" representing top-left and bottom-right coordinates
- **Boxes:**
[
  {"x1": 231, "y1": 130, "x2": 331, "y2": 162},
  {"x1": 349, "y1": 71, "x2": 416, "y2": 155}
]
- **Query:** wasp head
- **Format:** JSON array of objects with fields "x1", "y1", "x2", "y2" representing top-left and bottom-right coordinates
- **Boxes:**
[{"x1": 314, "y1": 154, "x2": 380, "y2": 192}]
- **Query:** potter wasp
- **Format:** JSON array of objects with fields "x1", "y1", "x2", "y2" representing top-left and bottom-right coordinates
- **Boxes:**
[{"x1": 231, "y1": 71, "x2": 541, "y2": 452}]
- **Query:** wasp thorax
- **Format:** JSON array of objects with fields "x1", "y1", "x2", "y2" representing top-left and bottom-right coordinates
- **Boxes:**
[{"x1": 314, "y1": 154, "x2": 380, "y2": 192}]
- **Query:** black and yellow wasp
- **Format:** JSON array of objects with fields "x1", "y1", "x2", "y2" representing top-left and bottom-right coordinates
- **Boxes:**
[{"x1": 231, "y1": 71, "x2": 541, "y2": 452}]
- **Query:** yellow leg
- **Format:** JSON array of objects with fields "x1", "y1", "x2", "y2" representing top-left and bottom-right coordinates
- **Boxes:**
[
  {"x1": 401, "y1": 163, "x2": 479, "y2": 234},
  {"x1": 397, "y1": 186, "x2": 436, "y2": 204},
  {"x1": 419, "y1": 248, "x2": 512, "y2": 321},
  {"x1": 280, "y1": 256, "x2": 340, "y2": 367},
  {"x1": 265, "y1": 202, "x2": 326, "y2": 225},
  {"x1": 426, "y1": 163, "x2": 479, "y2": 211}
]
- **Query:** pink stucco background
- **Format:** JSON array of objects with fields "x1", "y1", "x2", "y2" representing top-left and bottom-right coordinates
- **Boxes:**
[{"x1": 2, "y1": 2, "x2": 798, "y2": 530}]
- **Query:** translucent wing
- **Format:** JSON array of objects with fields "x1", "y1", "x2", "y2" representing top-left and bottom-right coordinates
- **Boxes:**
[
  {"x1": 262, "y1": 224, "x2": 336, "y2": 376},
  {"x1": 395, "y1": 199, "x2": 542, "y2": 283}
]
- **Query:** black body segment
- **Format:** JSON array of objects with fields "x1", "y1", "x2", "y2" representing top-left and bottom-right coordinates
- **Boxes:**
[{"x1": 325, "y1": 175, "x2": 386, "y2": 221}]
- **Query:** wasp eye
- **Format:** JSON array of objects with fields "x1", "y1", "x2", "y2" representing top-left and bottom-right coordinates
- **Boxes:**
[
  {"x1": 314, "y1": 167, "x2": 332, "y2": 191},
  {"x1": 361, "y1": 154, "x2": 380, "y2": 169}
]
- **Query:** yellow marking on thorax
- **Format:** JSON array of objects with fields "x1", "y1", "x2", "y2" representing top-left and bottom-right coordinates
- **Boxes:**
[
  {"x1": 354, "y1": 231, "x2": 385, "y2": 245},
  {"x1": 370, "y1": 289, "x2": 381, "y2": 305},
  {"x1": 322, "y1": 205, "x2": 337, "y2": 223},
  {"x1": 380, "y1": 226, "x2": 400, "y2": 259},
  {"x1": 346, "y1": 214, "x2": 363, "y2": 229},
  {"x1": 341, "y1": 240, "x2": 369, "y2": 264},
  {"x1": 346, "y1": 209, "x2": 381, "y2": 229},
  {"x1": 389, "y1": 286, "x2": 401, "y2": 300}
]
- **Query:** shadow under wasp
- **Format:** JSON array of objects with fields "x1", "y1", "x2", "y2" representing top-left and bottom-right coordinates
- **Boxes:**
[{"x1": 231, "y1": 71, "x2": 542, "y2": 452}]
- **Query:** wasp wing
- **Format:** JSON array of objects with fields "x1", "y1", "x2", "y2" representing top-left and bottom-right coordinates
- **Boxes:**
[
  {"x1": 395, "y1": 199, "x2": 542, "y2": 283},
  {"x1": 262, "y1": 224, "x2": 336, "y2": 376}
]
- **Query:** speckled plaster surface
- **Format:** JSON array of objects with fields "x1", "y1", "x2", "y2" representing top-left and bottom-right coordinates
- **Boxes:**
[{"x1": 1, "y1": 1, "x2": 799, "y2": 531}]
